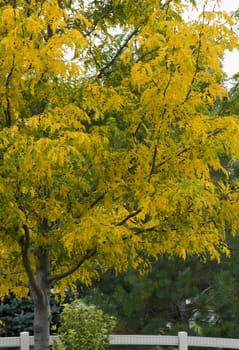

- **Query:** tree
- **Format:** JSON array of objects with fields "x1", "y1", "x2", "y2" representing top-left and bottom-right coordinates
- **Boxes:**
[
  {"x1": 0, "y1": 293, "x2": 61, "y2": 337},
  {"x1": 82, "y1": 238, "x2": 239, "y2": 337},
  {"x1": 0, "y1": 294, "x2": 34, "y2": 337},
  {"x1": 1, "y1": 0, "x2": 239, "y2": 348}
]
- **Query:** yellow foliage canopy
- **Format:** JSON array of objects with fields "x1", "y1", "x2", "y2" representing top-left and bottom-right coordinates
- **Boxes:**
[{"x1": 0, "y1": 0, "x2": 239, "y2": 299}]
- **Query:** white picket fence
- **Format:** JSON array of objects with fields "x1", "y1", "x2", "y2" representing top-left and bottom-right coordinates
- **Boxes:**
[{"x1": 2, "y1": 331, "x2": 239, "y2": 350}]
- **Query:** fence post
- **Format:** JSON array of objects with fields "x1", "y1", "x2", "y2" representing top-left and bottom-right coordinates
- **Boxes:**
[
  {"x1": 20, "y1": 332, "x2": 30, "y2": 350},
  {"x1": 178, "y1": 331, "x2": 188, "y2": 350}
]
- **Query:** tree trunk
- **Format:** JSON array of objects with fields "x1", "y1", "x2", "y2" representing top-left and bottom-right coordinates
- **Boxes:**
[
  {"x1": 20, "y1": 225, "x2": 95, "y2": 349},
  {"x1": 34, "y1": 297, "x2": 51, "y2": 350},
  {"x1": 32, "y1": 248, "x2": 52, "y2": 350},
  {"x1": 20, "y1": 226, "x2": 53, "y2": 349}
]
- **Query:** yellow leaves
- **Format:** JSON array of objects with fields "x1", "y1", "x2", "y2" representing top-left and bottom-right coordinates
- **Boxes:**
[
  {"x1": 104, "y1": 94, "x2": 124, "y2": 112},
  {"x1": 128, "y1": 10, "x2": 234, "y2": 119},
  {"x1": 83, "y1": 85, "x2": 126, "y2": 117},
  {"x1": 29, "y1": 105, "x2": 90, "y2": 134},
  {"x1": 67, "y1": 28, "x2": 87, "y2": 49},
  {"x1": 1, "y1": 6, "x2": 20, "y2": 30},
  {"x1": 36, "y1": 198, "x2": 66, "y2": 223},
  {"x1": 0, "y1": 0, "x2": 239, "y2": 299},
  {"x1": 23, "y1": 17, "x2": 44, "y2": 38},
  {"x1": 44, "y1": 30, "x2": 86, "y2": 64},
  {"x1": 103, "y1": 192, "x2": 113, "y2": 211},
  {"x1": 0, "y1": 0, "x2": 89, "y2": 115},
  {"x1": 131, "y1": 62, "x2": 145, "y2": 91},
  {"x1": 42, "y1": 0, "x2": 66, "y2": 34}
]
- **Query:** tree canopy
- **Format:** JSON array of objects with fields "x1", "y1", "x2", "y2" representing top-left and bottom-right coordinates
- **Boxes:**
[{"x1": 0, "y1": 0, "x2": 239, "y2": 348}]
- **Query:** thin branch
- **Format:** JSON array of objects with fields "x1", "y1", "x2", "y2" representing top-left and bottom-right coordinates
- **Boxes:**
[
  {"x1": 122, "y1": 225, "x2": 161, "y2": 242},
  {"x1": 148, "y1": 145, "x2": 157, "y2": 182},
  {"x1": 157, "y1": 146, "x2": 191, "y2": 170},
  {"x1": 182, "y1": 4, "x2": 206, "y2": 104},
  {"x1": 183, "y1": 36, "x2": 202, "y2": 103},
  {"x1": 5, "y1": 55, "x2": 15, "y2": 88},
  {"x1": 162, "y1": 0, "x2": 174, "y2": 11},
  {"x1": 90, "y1": 193, "x2": 105, "y2": 208},
  {"x1": 18, "y1": 225, "x2": 42, "y2": 300},
  {"x1": 156, "y1": 126, "x2": 224, "y2": 172},
  {"x1": 6, "y1": 98, "x2": 12, "y2": 128},
  {"x1": 116, "y1": 208, "x2": 143, "y2": 226},
  {"x1": 135, "y1": 46, "x2": 161, "y2": 63},
  {"x1": 97, "y1": 28, "x2": 139, "y2": 79},
  {"x1": 163, "y1": 71, "x2": 173, "y2": 98},
  {"x1": 5, "y1": 54, "x2": 15, "y2": 128},
  {"x1": 84, "y1": 21, "x2": 99, "y2": 37},
  {"x1": 47, "y1": 247, "x2": 97, "y2": 283}
]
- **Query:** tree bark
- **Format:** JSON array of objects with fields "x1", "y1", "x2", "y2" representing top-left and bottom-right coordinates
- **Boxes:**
[
  {"x1": 32, "y1": 249, "x2": 52, "y2": 350},
  {"x1": 33, "y1": 296, "x2": 51, "y2": 350},
  {"x1": 19, "y1": 228, "x2": 52, "y2": 350}
]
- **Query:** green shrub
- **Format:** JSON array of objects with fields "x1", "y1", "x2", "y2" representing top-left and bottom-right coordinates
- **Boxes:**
[{"x1": 53, "y1": 300, "x2": 116, "y2": 350}]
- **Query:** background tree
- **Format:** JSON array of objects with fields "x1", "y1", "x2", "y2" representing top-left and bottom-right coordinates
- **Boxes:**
[
  {"x1": 1, "y1": 1, "x2": 239, "y2": 349},
  {"x1": 79, "y1": 237, "x2": 239, "y2": 339},
  {"x1": 0, "y1": 295, "x2": 34, "y2": 337},
  {"x1": 0, "y1": 293, "x2": 61, "y2": 337}
]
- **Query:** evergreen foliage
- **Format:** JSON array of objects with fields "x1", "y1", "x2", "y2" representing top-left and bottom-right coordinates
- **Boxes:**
[{"x1": 82, "y1": 236, "x2": 239, "y2": 338}]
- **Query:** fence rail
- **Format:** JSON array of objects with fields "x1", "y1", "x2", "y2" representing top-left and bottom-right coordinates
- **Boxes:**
[
  {"x1": 1, "y1": 331, "x2": 239, "y2": 350},
  {"x1": 109, "y1": 333, "x2": 239, "y2": 349}
]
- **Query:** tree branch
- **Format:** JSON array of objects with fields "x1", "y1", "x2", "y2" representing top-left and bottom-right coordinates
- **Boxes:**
[
  {"x1": 121, "y1": 225, "x2": 161, "y2": 243},
  {"x1": 182, "y1": 5, "x2": 206, "y2": 104},
  {"x1": 163, "y1": 71, "x2": 173, "y2": 98},
  {"x1": 131, "y1": 225, "x2": 160, "y2": 236},
  {"x1": 156, "y1": 146, "x2": 191, "y2": 170},
  {"x1": 47, "y1": 248, "x2": 97, "y2": 283},
  {"x1": 162, "y1": 0, "x2": 174, "y2": 11},
  {"x1": 156, "y1": 126, "x2": 224, "y2": 172},
  {"x1": 116, "y1": 208, "x2": 142, "y2": 226},
  {"x1": 97, "y1": 28, "x2": 139, "y2": 79},
  {"x1": 90, "y1": 193, "x2": 105, "y2": 208},
  {"x1": 148, "y1": 145, "x2": 157, "y2": 182},
  {"x1": 18, "y1": 225, "x2": 42, "y2": 300},
  {"x1": 5, "y1": 54, "x2": 15, "y2": 128}
]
